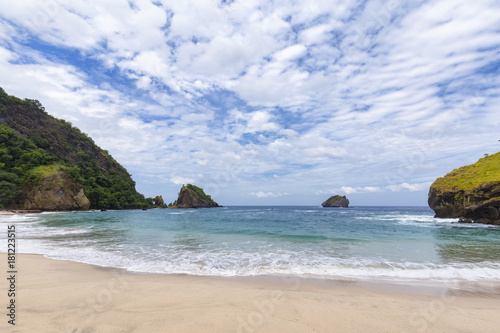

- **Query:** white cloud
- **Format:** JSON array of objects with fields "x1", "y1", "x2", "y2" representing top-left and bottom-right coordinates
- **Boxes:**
[
  {"x1": 386, "y1": 182, "x2": 432, "y2": 193},
  {"x1": 246, "y1": 111, "x2": 279, "y2": 133},
  {"x1": 273, "y1": 44, "x2": 307, "y2": 62},
  {"x1": 299, "y1": 24, "x2": 336, "y2": 45},
  {"x1": 340, "y1": 186, "x2": 357, "y2": 195},
  {"x1": 338, "y1": 186, "x2": 381, "y2": 195},
  {"x1": 251, "y1": 191, "x2": 289, "y2": 198},
  {"x1": 169, "y1": 177, "x2": 195, "y2": 186}
]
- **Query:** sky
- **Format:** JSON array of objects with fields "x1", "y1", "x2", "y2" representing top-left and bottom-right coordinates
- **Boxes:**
[{"x1": 0, "y1": 0, "x2": 499, "y2": 206}]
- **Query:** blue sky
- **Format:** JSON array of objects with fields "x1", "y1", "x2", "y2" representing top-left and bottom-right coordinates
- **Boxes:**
[{"x1": 0, "y1": 0, "x2": 499, "y2": 206}]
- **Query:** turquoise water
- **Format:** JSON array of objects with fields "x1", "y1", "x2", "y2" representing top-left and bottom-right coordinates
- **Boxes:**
[{"x1": 2, "y1": 206, "x2": 500, "y2": 285}]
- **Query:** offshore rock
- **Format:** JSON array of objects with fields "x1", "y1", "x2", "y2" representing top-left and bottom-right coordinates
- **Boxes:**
[
  {"x1": 154, "y1": 195, "x2": 164, "y2": 206},
  {"x1": 172, "y1": 184, "x2": 220, "y2": 208},
  {"x1": 428, "y1": 152, "x2": 500, "y2": 225},
  {"x1": 322, "y1": 195, "x2": 349, "y2": 208}
]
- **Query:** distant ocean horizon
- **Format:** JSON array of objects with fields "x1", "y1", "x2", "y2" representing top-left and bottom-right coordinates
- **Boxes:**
[{"x1": 2, "y1": 206, "x2": 500, "y2": 291}]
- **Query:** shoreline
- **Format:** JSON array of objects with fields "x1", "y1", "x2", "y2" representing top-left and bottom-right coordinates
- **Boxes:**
[
  {"x1": 2, "y1": 254, "x2": 500, "y2": 332},
  {"x1": 228, "y1": 274, "x2": 500, "y2": 298},
  {"x1": 5, "y1": 251, "x2": 500, "y2": 299},
  {"x1": 0, "y1": 210, "x2": 43, "y2": 215}
]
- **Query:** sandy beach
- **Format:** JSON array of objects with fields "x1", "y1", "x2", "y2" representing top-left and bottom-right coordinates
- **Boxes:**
[
  {"x1": 0, "y1": 210, "x2": 42, "y2": 215},
  {"x1": 0, "y1": 253, "x2": 498, "y2": 332}
]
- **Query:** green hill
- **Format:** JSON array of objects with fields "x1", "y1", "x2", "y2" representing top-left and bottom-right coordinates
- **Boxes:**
[
  {"x1": 430, "y1": 152, "x2": 500, "y2": 192},
  {"x1": 428, "y1": 152, "x2": 500, "y2": 224},
  {"x1": 0, "y1": 87, "x2": 150, "y2": 210}
]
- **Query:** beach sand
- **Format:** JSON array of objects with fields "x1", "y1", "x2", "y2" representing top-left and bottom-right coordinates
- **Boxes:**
[
  {"x1": 0, "y1": 210, "x2": 43, "y2": 215},
  {"x1": 2, "y1": 253, "x2": 500, "y2": 332}
]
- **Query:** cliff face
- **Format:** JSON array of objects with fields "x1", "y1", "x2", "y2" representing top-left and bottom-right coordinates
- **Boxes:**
[
  {"x1": 428, "y1": 152, "x2": 500, "y2": 225},
  {"x1": 322, "y1": 195, "x2": 349, "y2": 207},
  {"x1": 173, "y1": 184, "x2": 220, "y2": 208},
  {"x1": 23, "y1": 165, "x2": 90, "y2": 211}
]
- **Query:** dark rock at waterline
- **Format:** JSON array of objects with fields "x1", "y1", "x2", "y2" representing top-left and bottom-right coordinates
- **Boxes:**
[{"x1": 322, "y1": 195, "x2": 349, "y2": 208}]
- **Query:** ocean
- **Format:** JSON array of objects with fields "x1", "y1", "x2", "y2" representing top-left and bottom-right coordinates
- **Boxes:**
[{"x1": 2, "y1": 206, "x2": 500, "y2": 289}]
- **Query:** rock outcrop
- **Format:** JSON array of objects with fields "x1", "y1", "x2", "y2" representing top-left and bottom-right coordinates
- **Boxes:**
[
  {"x1": 428, "y1": 152, "x2": 500, "y2": 225},
  {"x1": 23, "y1": 165, "x2": 90, "y2": 211},
  {"x1": 172, "y1": 184, "x2": 220, "y2": 208},
  {"x1": 154, "y1": 195, "x2": 164, "y2": 206},
  {"x1": 322, "y1": 195, "x2": 349, "y2": 208}
]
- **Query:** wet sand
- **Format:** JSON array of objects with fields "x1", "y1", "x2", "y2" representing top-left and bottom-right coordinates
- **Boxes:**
[{"x1": 1, "y1": 253, "x2": 500, "y2": 332}]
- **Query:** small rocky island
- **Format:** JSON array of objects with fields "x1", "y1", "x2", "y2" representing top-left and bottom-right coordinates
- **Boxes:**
[
  {"x1": 322, "y1": 195, "x2": 349, "y2": 208},
  {"x1": 428, "y1": 152, "x2": 500, "y2": 225},
  {"x1": 170, "y1": 184, "x2": 221, "y2": 208}
]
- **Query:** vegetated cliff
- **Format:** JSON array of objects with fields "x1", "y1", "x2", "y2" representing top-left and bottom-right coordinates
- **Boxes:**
[
  {"x1": 23, "y1": 164, "x2": 90, "y2": 210},
  {"x1": 0, "y1": 87, "x2": 148, "y2": 210},
  {"x1": 171, "y1": 184, "x2": 220, "y2": 208},
  {"x1": 428, "y1": 152, "x2": 500, "y2": 225},
  {"x1": 322, "y1": 195, "x2": 349, "y2": 207}
]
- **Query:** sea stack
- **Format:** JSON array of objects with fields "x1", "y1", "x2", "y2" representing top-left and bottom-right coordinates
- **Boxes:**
[
  {"x1": 322, "y1": 195, "x2": 349, "y2": 208},
  {"x1": 171, "y1": 184, "x2": 220, "y2": 208},
  {"x1": 154, "y1": 195, "x2": 164, "y2": 206},
  {"x1": 428, "y1": 152, "x2": 500, "y2": 225}
]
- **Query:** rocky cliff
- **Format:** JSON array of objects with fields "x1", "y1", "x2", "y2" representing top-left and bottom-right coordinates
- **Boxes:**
[
  {"x1": 428, "y1": 152, "x2": 500, "y2": 225},
  {"x1": 172, "y1": 184, "x2": 220, "y2": 208},
  {"x1": 23, "y1": 165, "x2": 90, "y2": 210},
  {"x1": 322, "y1": 195, "x2": 349, "y2": 207}
]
